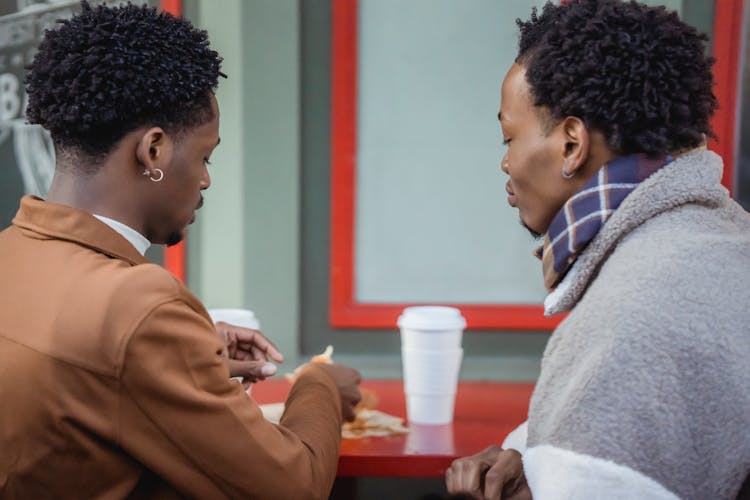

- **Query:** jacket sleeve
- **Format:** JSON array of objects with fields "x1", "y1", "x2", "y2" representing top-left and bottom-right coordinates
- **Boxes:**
[
  {"x1": 522, "y1": 445, "x2": 678, "y2": 500},
  {"x1": 117, "y1": 298, "x2": 342, "y2": 500}
]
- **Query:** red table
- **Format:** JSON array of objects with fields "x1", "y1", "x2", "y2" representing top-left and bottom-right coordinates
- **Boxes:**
[{"x1": 252, "y1": 379, "x2": 533, "y2": 478}]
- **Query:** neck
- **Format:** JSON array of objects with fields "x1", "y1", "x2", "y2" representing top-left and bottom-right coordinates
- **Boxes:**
[{"x1": 46, "y1": 166, "x2": 145, "y2": 234}]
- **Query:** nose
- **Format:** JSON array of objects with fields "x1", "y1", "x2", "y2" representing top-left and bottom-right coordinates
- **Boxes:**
[
  {"x1": 201, "y1": 166, "x2": 211, "y2": 190},
  {"x1": 501, "y1": 154, "x2": 510, "y2": 174}
]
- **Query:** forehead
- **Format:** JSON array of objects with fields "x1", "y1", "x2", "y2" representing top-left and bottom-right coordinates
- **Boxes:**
[
  {"x1": 500, "y1": 63, "x2": 555, "y2": 133},
  {"x1": 499, "y1": 63, "x2": 533, "y2": 123}
]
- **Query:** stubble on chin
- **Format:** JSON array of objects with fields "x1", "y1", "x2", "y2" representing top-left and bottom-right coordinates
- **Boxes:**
[
  {"x1": 520, "y1": 219, "x2": 543, "y2": 240},
  {"x1": 165, "y1": 231, "x2": 184, "y2": 247}
]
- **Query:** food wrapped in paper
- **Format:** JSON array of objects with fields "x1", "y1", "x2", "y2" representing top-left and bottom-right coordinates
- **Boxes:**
[{"x1": 265, "y1": 346, "x2": 408, "y2": 438}]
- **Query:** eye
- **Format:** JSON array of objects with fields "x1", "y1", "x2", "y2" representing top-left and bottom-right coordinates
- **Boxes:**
[
  {"x1": 203, "y1": 158, "x2": 212, "y2": 166},
  {"x1": 502, "y1": 138, "x2": 511, "y2": 146}
]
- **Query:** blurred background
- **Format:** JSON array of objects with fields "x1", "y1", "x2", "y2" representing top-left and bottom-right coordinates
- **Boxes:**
[{"x1": 1, "y1": 0, "x2": 747, "y2": 381}]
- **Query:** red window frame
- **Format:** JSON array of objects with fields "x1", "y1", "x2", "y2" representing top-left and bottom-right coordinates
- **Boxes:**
[
  {"x1": 328, "y1": 0, "x2": 743, "y2": 330},
  {"x1": 710, "y1": 0, "x2": 743, "y2": 191}
]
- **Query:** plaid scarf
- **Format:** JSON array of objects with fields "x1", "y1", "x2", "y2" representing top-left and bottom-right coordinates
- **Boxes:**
[{"x1": 535, "y1": 154, "x2": 673, "y2": 291}]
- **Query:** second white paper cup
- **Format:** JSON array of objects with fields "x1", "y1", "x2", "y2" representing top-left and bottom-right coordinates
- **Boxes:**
[
  {"x1": 406, "y1": 392, "x2": 457, "y2": 425},
  {"x1": 207, "y1": 308, "x2": 260, "y2": 330}
]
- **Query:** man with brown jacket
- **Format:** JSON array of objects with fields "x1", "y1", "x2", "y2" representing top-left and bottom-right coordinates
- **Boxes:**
[{"x1": 0, "y1": 3, "x2": 360, "y2": 498}]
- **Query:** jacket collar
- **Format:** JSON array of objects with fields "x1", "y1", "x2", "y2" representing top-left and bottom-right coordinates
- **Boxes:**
[
  {"x1": 544, "y1": 149, "x2": 728, "y2": 316},
  {"x1": 12, "y1": 195, "x2": 150, "y2": 266},
  {"x1": 535, "y1": 153, "x2": 673, "y2": 291}
]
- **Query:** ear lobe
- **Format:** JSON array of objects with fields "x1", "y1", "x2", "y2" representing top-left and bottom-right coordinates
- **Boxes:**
[{"x1": 561, "y1": 117, "x2": 589, "y2": 175}]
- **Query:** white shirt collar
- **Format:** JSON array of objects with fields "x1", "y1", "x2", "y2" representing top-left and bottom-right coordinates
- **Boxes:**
[{"x1": 92, "y1": 214, "x2": 151, "y2": 256}]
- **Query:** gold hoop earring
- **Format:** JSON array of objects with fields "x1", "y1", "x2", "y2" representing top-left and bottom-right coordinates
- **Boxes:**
[{"x1": 562, "y1": 163, "x2": 575, "y2": 180}]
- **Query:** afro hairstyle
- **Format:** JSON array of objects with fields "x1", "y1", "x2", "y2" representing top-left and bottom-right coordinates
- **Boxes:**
[
  {"x1": 516, "y1": 0, "x2": 717, "y2": 156},
  {"x1": 25, "y1": 1, "x2": 224, "y2": 162}
]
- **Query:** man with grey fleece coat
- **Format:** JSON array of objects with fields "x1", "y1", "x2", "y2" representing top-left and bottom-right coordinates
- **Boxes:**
[
  {"x1": 446, "y1": 1, "x2": 750, "y2": 499},
  {"x1": 523, "y1": 149, "x2": 750, "y2": 499}
]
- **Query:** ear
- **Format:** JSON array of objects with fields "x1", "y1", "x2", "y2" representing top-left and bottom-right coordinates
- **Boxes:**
[
  {"x1": 135, "y1": 127, "x2": 173, "y2": 175},
  {"x1": 560, "y1": 117, "x2": 589, "y2": 177}
]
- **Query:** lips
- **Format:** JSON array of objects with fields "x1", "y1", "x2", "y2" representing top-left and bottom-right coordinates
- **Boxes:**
[
  {"x1": 506, "y1": 182, "x2": 517, "y2": 207},
  {"x1": 189, "y1": 195, "x2": 204, "y2": 224}
]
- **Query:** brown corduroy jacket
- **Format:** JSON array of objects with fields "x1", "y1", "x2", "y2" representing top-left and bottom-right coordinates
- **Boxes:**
[{"x1": 0, "y1": 196, "x2": 343, "y2": 499}]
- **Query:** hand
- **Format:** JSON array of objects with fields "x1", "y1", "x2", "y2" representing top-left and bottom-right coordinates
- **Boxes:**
[
  {"x1": 446, "y1": 445, "x2": 531, "y2": 500},
  {"x1": 304, "y1": 363, "x2": 362, "y2": 422},
  {"x1": 213, "y1": 321, "x2": 284, "y2": 386}
]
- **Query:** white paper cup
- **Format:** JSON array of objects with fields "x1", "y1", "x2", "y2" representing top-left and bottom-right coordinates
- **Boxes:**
[
  {"x1": 397, "y1": 306, "x2": 466, "y2": 424},
  {"x1": 207, "y1": 308, "x2": 260, "y2": 330},
  {"x1": 398, "y1": 306, "x2": 466, "y2": 350},
  {"x1": 402, "y1": 348, "x2": 463, "y2": 394},
  {"x1": 405, "y1": 392, "x2": 457, "y2": 425}
]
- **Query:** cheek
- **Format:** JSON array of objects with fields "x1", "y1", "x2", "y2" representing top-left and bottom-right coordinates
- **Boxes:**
[
  {"x1": 508, "y1": 143, "x2": 565, "y2": 229},
  {"x1": 173, "y1": 160, "x2": 203, "y2": 192},
  {"x1": 510, "y1": 144, "x2": 555, "y2": 193}
]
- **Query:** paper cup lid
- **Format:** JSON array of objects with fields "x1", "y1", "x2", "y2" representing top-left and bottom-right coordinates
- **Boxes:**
[{"x1": 397, "y1": 306, "x2": 466, "y2": 330}]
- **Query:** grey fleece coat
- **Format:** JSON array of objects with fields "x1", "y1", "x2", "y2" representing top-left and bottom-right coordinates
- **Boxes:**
[{"x1": 526, "y1": 150, "x2": 750, "y2": 499}]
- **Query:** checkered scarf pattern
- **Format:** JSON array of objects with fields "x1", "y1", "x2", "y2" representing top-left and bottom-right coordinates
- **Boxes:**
[{"x1": 535, "y1": 154, "x2": 673, "y2": 291}]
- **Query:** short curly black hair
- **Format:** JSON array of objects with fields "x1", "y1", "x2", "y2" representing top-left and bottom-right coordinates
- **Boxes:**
[
  {"x1": 516, "y1": 0, "x2": 716, "y2": 156},
  {"x1": 25, "y1": 1, "x2": 223, "y2": 161}
]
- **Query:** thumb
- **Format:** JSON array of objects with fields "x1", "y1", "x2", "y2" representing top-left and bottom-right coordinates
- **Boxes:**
[{"x1": 225, "y1": 359, "x2": 277, "y2": 381}]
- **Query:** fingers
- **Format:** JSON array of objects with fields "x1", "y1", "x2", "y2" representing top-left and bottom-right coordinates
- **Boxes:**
[
  {"x1": 342, "y1": 403, "x2": 357, "y2": 422},
  {"x1": 250, "y1": 344, "x2": 267, "y2": 362},
  {"x1": 225, "y1": 359, "x2": 277, "y2": 382},
  {"x1": 341, "y1": 385, "x2": 362, "y2": 422},
  {"x1": 214, "y1": 321, "x2": 284, "y2": 363},
  {"x1": 232, "y1": 328, "x2": 283, "y2": 362},
  {"x1": 446, "y1": 445, "x2": 504, "y2": 498},
  {"x1": 482, "y1": 449, "x2": 528, "y2": 500},
  {"x1": 446, "y1": 457, "x2": 485, "y2": 498}
]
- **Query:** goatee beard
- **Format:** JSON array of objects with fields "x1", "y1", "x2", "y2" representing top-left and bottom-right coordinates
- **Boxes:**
[
  {"x1": 520, "y1": 219, "x2": 542, "y2": 240},
  {"x1": 166, "y1": 231, "x2": 184, "y2": 247}
]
